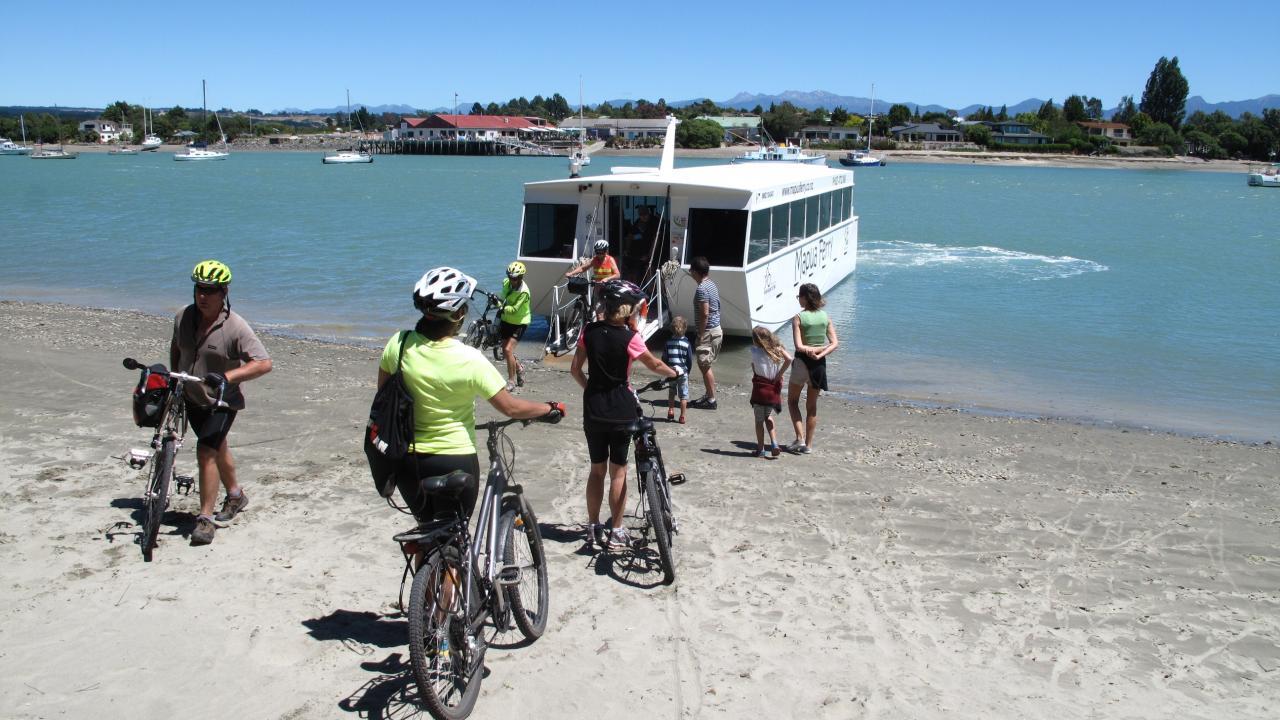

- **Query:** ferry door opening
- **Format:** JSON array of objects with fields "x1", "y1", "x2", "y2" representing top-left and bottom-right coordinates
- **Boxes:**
[{"x1": 608, "y1": 195, "x2": 670, "y2": 287}]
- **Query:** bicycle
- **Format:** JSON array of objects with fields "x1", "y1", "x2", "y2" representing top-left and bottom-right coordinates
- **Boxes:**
[
  {"x1": 621, "y1": 378, "x2": 687, "y2": 585},
  {"x1": 121, "y1": 357, "x2": 226, "y2": 562},
  {"x1": 462, "y1": 289, "x2": 504, "y2": 362},
  {"x1": 391, "y1": 411, "x2": 559, "y2": 720},
  {"x1": 543, "y1": 275, "x2": 596, "y2": 358}
]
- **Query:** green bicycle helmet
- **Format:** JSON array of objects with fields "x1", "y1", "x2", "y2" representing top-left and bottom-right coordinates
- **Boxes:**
[{"x1": 192, "y1": 259, "x2": 232, "y2": 286}]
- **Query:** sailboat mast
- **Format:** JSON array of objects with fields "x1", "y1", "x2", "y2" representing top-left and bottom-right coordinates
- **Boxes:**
[{"x1": 867, "y1": 83, "x2": 875, "y2": 153}]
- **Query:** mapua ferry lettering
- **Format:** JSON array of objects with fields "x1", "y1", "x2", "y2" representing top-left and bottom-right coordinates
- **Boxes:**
[{"x1": 795, "y1": 237, "x2": 833, "y2": 279}]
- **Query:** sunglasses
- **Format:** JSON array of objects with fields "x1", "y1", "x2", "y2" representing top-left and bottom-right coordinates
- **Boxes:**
[{"x1": 195, "y1": 285, "x2": 224, "y2": 296}]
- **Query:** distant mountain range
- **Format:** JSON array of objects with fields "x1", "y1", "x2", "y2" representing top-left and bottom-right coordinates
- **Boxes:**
[
  {"x1": 700, "y1": 91, "x2": 1280, "y2": 120},
  {"x1": 5, "y1": 93, "x2": 1276, "y2": 121}
]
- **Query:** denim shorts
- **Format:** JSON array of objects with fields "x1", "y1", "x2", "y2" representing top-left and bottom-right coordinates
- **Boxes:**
[{"x1": 668, "y1": 373, "x2": 689, "y2": 401}]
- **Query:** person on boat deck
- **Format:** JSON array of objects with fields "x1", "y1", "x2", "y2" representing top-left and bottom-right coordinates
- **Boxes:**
[
  {"x1": 623, "y1": 205, "x2": 658, "y2": 284},
  {"x1": 564, "y1": 239, "x2": 621, "y2": 283}
]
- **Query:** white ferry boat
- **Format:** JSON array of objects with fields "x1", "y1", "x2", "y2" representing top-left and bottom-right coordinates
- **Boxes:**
[
  {"x1": 731, "y1": 141, "x2": 827, "y2": 165},
  {"x1": 515, "y1": 117, "x2": 857, "y2": 338}
]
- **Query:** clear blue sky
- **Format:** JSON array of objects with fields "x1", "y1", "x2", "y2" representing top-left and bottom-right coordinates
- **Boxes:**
[{"x1": 3, "y1": 1, "x2": 1273, "y2": 112}]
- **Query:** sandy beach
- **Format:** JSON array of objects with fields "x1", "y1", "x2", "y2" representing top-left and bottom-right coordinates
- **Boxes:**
[{"x1": 1, "y1": 300, "x2": 1276, "y2": 719}]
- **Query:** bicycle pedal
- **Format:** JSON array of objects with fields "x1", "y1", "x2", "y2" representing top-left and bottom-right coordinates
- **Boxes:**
[
  {"x1": 668, "y1": 473, "x2": 687, "y2": 486},
  {"x1": 174, "y1": 475, "x2": 195, "y2": 494},
  {"x1": 495, "y1": 565, "x2": 522, "y2": 586}
]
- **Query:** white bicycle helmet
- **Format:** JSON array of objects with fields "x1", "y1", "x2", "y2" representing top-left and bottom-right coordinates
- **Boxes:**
[
  {"x1": 593, "y1": 239, "x2": 609, "y2": 254},
  {"x1": 413, "y1": 266, "x2": 477, "y2": 317}
]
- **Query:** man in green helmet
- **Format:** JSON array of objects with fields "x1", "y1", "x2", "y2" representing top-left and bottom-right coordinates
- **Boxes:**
[{"x1": 172, "y1": 260, "x2": 273, "y2": 546}]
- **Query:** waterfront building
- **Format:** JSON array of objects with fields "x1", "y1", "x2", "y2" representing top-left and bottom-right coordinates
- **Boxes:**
[
  {"x1": 77, "y1": 119, "x2": 130, "y2": 143},
  {"x1": 1076, "y1": 121, "x2": 1134, "y2": 146},
  {"x1": 795, "y1": 125, "x2": 862, "y2": 145},
  {"x1": 888, "y1": 123, "x2": 966, "y2": 148},
  {"x1": 391, "y1": 114, "x2": 557, "y2": 141},
  {"x1": 982, "y1": 120, "x2": 1052, "y2": 145}
]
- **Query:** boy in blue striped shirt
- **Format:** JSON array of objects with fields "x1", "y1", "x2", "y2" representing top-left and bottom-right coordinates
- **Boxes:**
[{"x1": 663, "y1": 316, "x2": 692, "y2": 423}]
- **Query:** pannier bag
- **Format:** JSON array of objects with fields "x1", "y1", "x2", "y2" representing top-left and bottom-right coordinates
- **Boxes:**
[
  {"x1": 364, "y1": 331, "x2": 415, "y2": 497},
  {"x1": 567, "y1": 276, "x2": 591, "y2": 295},
  {"x1": 132, "y1": 364, "x2": 171, "y2": 428}
]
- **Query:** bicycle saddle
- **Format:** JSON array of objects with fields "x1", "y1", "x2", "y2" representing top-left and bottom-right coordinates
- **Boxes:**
[
  {"x1": 625, "y1": 417, "x2": 655, "y2": 435},
  {"x1": 420, "y1": 469, "x2": 473, "y2": 496}
]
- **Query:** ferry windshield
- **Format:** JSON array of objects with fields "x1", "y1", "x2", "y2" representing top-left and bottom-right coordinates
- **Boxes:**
[
  {"x1": 685, "y1": 208, "x2": 747, "y2": 267},
  {"x1": 608, "y1": 195, "x2": 670, "y2": 284}
]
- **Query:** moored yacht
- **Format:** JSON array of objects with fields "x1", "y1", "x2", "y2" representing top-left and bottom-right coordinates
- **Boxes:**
[
  {"x1": 731, "y1": 141, "x2": 827, "y2": 165},
  {"x1": 322, "y1": 148, "x2": 373, "y2": 164},
  {"x1": 516, "y1": 117, "x2": 857, "y2": 338},
  {"x1": 0, "y1": 137, "x2": 32, "y2": 155}
]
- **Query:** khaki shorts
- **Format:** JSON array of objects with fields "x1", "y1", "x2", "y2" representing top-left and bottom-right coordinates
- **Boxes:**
[{"x1": 695, "y1": 325, "x2": 723, "y2": 369}]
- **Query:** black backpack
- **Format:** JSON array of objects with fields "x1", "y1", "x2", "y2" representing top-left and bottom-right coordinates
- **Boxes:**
[
  {"x1": 132, "y1": 364, "x2": 171, "y2": 428},
  {"x1": 364, "y1": 331, "x2": 416, "y2": 497}
]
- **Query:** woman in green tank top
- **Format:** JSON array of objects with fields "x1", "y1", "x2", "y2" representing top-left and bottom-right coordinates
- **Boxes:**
[{"x1": 786, "y1": 283, "x2": 839, "y2": 454}]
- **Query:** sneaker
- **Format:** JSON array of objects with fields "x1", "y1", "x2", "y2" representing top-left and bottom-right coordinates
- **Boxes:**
[
  {"x1": 797, "y1": 444, "x2": 812, "y2": 454},
  {"x1": 606, "y1": 526, "x2": 632, "y2": 550},
  {"x1": 691, "y1": 396, "x2": 718, "y2": 410},
  {"x1": 191, "y1": 516, "x2": 217, "y2": 545},
  {"x1": 770, "y1": 445, "x2": 781, "y2": 458},
  {"x1": 667, "y1": 410, "x2": 675, "y2": 421},
  {"x1": 505, "y1": 382, "x2": 517, "y2": 393},
  {"x1": 786, "y1": 441, "x2": 808, "y2": 454},
  {"x1": 586, "y1": 522, "x2": 605, "y2": 548},
  {"x1": 215, "y1": 490, "x2": 248, "y2": 523},
  {"x1": 516, "y1": 365, "x2": 526, "y2": 387}
]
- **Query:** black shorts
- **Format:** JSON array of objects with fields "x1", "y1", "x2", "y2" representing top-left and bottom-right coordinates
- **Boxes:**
[
  {"x1": 498, "y1": 321, "x2": 527, "y2": 342},
  {"x1": 584, "y1": 426, "x2": 632, "y2": 465},
  {"x1": 186, "y1": 405, "x2": 236, "y2": 451},
  {"x1": 394, "y1": 453, "x2": 481, "y2": 524}
]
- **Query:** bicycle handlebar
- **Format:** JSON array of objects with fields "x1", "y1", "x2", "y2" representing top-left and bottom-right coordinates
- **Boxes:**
[
  {"x1": 476, "y1": 402, "x2": 565, "y2": 432},
  {"x1": 636, "y1": 378, "x2": 673, "y2": 394},
  {"x1": 124, "y1": 357, "x2": 229, "y2": 410}
]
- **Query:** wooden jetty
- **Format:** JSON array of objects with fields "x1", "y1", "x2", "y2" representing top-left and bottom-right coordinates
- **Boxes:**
[{"x1": 360, "y1": 136, "x2": 574, "y2": 157}]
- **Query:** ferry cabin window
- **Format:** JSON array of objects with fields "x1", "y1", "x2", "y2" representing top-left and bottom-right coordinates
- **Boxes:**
[
  {"x1": 806, "y1": 195, "x2": 820, "y2": 237},
  {"x1": 748, "y1": 209, "x2": 770, "y2": 264},
  {"x1": 819, "y1": 192, "x2": 832, "y2": 231},
  {"x1": 520, "y1": 203, "x2": 578, "y2": 259},
  {"x1": 685, "y1": 208, "x2": 747, "y2": 268},
  {"x1": 832, "y1": 188, "x2": 844, "y2": 224},
  {"x1": 789, "y1": 199, "x2": 806, "y2": 245},
  {"x1": 770, "y1": 205, "x2": 788, "y2": 252}
]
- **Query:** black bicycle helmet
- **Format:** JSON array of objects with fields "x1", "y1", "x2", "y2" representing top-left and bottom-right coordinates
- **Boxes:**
[{"x1": 599, "y1": 279, "x2": 646, "y2": 309}]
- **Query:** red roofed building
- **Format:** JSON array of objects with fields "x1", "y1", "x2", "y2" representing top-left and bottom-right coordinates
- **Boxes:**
[{"x1": 395, "y1": 114, "x2": 557, "y2": 141}]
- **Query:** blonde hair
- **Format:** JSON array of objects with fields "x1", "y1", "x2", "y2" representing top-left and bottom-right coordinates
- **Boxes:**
[
  {"x1": 606, "y1": 303, "x2": 635, "y2": 324},
  {"x1": 751, "y1": 326, "x2": 785, "y2": 363},
  {"x1": 670, "y1": 315, "x2": 688, "y2": 335}
]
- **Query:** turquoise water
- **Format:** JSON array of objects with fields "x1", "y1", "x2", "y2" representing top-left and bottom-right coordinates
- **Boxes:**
[{"x1": 2, "y1": 152, "x2": 1276, "y2": 441}]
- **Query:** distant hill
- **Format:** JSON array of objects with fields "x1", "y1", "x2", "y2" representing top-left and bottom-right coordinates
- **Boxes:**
[
  {"x1": 273, "y1": 103, "x2": 420, "y2": 116},
  {"x1": 1184, "y1": 94, "x2": 1280, "y2": 117}
]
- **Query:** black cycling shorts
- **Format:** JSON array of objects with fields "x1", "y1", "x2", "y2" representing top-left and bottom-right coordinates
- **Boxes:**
[
  {"x1": 499, "y1": 321, "x2": 528, "y2": 342},
  {"x1": 187, "y1": 405, "x2": 236, "y2": 451},
  {"x1": 394, "y1": 453, "x2": 481, "y2": 523},
  {"x1": 584, "y1": 426, "x2": 632, "y2": 465}
]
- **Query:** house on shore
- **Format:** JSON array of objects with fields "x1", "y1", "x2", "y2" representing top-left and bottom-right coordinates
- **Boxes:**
[
  {"x1": 795, "y1": 124, "x2": 862, "y2": 145},
  {"x1": 555, "y1": 117, "x2": 672, "y2": 142},
  {"x1": 982, "y1": 120, "x2": 1052, "y2": 146},
  {"x1": 78, "y1": 119, "x2": 130, "y2": 143},
  {"x1": 889, "y1": 123, "x2": 966, "y2": 148},
  {"x1": 391, "y1": 114, "x2": 557, "y2": 141},
  {"x1": 696, "y1": 115, "x2": 762, "y2": 144},
  {"x1": 1076, "y1": 121, "x2": 1134, "y2": 146}
]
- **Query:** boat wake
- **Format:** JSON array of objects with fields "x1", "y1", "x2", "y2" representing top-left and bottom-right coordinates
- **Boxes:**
[{"x1": 859, "y1": 240, "x2": 1107, "y2": 281}]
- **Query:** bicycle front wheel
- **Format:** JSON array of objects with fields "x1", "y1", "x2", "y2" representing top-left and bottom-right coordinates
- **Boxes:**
[
  {"x1": 643, "y1": 470, "x2": 676, "y2": 585},
  {"x1": 500, "y1": 499, "x2": 549, "y2": 640},
  {"x1": 408, "y1": 549, "x2": 483, "y2": 720},
  {"x1": 550, "y1": 303, "x2": 586, "y2": 358},
  {"x1": 141, "y1": 437, "x2": 175, "y2": 562}
]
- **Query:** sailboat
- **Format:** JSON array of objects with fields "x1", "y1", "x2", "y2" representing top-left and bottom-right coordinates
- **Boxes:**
[
  {"x1": 0, "y1": 115, "x2": 32, "y2": 155},
  {"x1": 323, "y1": 89, "x2": 373, "y2": 164},
  {"x1": 140, "y1": 106, "x2": 163, "y2": 150},
  {"x1": 839, "y1": 83, "x2": 886, "y2": 167},
  {"x1": 175, "y1": 80, "x2": 229, "y2": 161},
  {"x1": 30, "y1": 107, "x2": 78, "y2": 159}
]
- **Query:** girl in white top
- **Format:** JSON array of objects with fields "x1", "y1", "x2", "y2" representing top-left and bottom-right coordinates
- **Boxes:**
[{"x1": 748, "y1": 326, "x2": 792, "y2": 458}]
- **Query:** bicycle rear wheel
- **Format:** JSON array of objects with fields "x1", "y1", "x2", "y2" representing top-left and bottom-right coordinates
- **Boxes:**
[
  {"x1": 643, "y1": 469, "x2": 676, "y2": 585},
  {"x1": 141, "y1": 438, "x2": 175, "y2": 562},
  {"x1": 463, "y1": 319, "x2": 484, "y2": 351},
  {"x1": 500, "y1": 498, "x2": 549, "y2": 640},
  {"x1": 408, "y1": 549, "x2": 483, "y2": 720}
]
